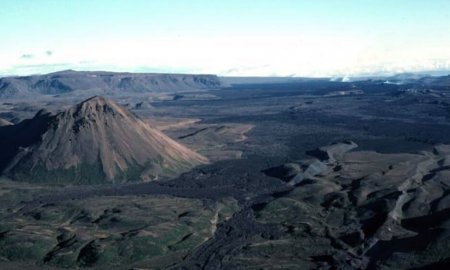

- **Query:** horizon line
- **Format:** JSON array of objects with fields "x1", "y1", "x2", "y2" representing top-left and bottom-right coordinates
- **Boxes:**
[{"x1": 1, "y1": 68, "x2": 449, "y2": 79}]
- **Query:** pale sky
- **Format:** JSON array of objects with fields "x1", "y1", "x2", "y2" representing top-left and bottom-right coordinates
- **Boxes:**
[{"x1": 1, "y1": 0, "x2": 449, "y2": 77}]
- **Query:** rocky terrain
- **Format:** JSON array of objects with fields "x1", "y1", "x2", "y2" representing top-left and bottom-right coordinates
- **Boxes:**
[
  {"x1": 238, "y1": 142, "x2": 450, "y2": 269},
  {"x1": 1, "y1": 73, "x2": 450, "y2": 269}
]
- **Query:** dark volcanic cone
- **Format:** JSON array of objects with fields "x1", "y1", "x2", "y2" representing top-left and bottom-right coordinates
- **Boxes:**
[{"x1": 0, "y1": 96, "x2": 207, "y2": 184}]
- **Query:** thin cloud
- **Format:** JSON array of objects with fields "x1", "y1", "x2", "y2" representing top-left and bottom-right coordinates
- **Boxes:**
[
  {"x1": 20, "y1": 54, "x2": 34, "y2": 59},
  {"x1": 1, "y1": 62, "x2": 73, "y2": 76}
]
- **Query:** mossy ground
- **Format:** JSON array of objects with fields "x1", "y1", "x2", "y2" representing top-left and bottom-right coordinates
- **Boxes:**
[{"x1": 0, "y1": 182, "x2": 239, "y2": 269}]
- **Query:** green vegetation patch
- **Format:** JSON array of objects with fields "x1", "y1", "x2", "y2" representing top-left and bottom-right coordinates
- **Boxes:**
[{"x1": 0, "y1": 193, "x2": 240, "y2": 269}]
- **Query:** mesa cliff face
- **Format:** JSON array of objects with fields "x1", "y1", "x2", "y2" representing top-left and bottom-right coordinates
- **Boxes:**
[
  {"x1": 0, "y1": 70, "x2": 227, "y2": 98},
  {"x1": 0, "y1": 96, "x2": 207, "y2": 184}
]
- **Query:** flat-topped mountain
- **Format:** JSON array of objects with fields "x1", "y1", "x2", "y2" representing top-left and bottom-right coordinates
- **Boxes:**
[
  {"x1": 0, "y1": 70, "x2": 227, "y2": 98},
  {"x1": 0, "y1": 96, "x2": 207, "y2": 184}
]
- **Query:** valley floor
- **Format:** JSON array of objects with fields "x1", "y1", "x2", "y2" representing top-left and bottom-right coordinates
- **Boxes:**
[{"x1": 2, "y1": 80, "x2": 450, "y2": 269}]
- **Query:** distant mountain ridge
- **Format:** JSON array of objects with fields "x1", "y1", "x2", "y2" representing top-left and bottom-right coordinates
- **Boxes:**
[
  {"x1": 0, "y1": 70, "x2": 227, "y2": 98},
  {"x1": 0, "y1": 96, "x2": 207, "y2": 184},
  {"x1": 420, "y1": 75, "x2": 450, "y2": 88}
]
